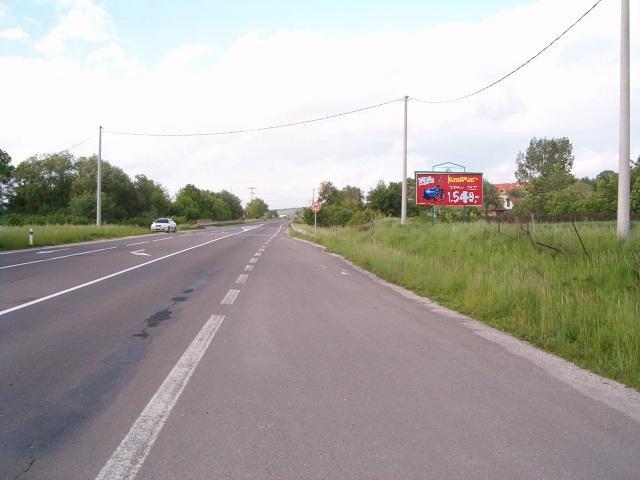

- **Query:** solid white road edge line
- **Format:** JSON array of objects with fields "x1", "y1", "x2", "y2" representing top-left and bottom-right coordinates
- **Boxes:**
[
  {"x1": 0, "y1": 246, "x2": 118, "y2": 271},
  {"x1": 95, "y1": 314, "x2": 226, "y2": 480},
  {"x1": 221, "y1": 289, "x2": 240, "y2": 305},
  {"x1": 0, "y1": 229, "x2": 252, "y2": 317}
]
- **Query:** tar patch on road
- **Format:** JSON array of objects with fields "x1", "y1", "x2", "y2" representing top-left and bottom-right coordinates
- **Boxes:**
[
  {"x1": 2, "y1": 338, "x2": 146, "y2": 477},
  {"x1": 1, "y1": 286, "x2": 199, "y2": 478}
]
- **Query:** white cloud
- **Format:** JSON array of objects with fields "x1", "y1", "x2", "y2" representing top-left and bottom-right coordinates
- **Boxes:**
[
  {"x1": 35, "y1": 0, "x2": 113, "y2": 55},
  {"x1": 1, "y1": 0, "x2": 638, "y2": 209},
  {"x1": 159, "y1": 43, "x2": 214, "y2": 71},
  {"x1": 0, "y1": 27, "x2": 28, "y2": 40}
]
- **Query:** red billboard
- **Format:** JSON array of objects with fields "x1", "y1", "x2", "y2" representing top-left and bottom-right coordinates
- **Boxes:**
[{"x1": 415, "y1": 172, "x2": 483, "y2": 206}]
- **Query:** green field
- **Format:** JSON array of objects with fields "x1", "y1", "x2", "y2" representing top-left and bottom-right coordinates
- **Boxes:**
[
  {"x1": 292, "y1": 219, "x2": 640, "y2": 391},
  {"x1": 0, "y1": 224, "x2": 149, "y2": 250}
]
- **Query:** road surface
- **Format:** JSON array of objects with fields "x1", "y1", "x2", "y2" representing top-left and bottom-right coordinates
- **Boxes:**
[{"x1": 1, "y1": 220, "x2": 639, "y2": 479}]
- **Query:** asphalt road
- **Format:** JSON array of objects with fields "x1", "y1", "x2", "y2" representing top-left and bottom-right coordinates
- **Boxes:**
[{"x1": 1, "y1": 220, "x2": 639, "y2": 479}]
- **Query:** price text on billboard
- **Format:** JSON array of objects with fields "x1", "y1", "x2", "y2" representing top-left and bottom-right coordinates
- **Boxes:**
[{"x1": 415, "y1": 172, "x2": 483, "y2": 206}]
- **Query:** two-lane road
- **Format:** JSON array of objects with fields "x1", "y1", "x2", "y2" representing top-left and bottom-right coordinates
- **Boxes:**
[
  {"x1": 2, "y1": 221, "x2": 640, "y2": 479},
  {"x1": 1, "y1": 222, "x2": 274, "y2": 478}
]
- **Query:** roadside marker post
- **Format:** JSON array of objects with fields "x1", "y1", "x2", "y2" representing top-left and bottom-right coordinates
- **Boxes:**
[
  {"x1": 311, "y1": 201, "x2": 321, "y2": 234},
  {"x1": 28, "y1": 228, "x2": 33, "y2": 246}
]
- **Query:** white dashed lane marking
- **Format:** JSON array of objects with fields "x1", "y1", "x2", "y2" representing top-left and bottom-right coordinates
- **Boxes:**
[
  {"x1": 249, "y1": 258, "x2": 258, "y2": 264},
  {"x1": 0, "y1": 246, "x2": 118, "y2": 271},
  {"x1": 244, "y1": 265, "x2": 254, "y2": 272},
  {"x1": 221, "y1": 289, "x2": 240, "y2": 305},
  {"x1": 36, "y1": 248, "x2": 70, "y2": 254},
  {"x1": 126, "y1": 241, "x2": 149, "y2": 247},
  {"x1": 235, "y1": 274, "x2": 249, "y2": 285}
]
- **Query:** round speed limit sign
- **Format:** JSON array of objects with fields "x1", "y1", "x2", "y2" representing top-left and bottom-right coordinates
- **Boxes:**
[{"x1": 310, "y1": 201, "x2": 321, "y2": 213}]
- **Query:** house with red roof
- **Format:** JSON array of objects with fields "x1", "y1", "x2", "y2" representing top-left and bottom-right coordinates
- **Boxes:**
[{"x1": 493, "y1": 182, "x2": 523, "y2": 211}]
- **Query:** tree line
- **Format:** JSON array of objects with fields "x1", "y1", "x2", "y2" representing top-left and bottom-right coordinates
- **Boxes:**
[
  {"x1": 512, "y1": 137, "x2": 640, "y2": 216},
  {"x1": 302, "y1": 137, "x2": 640, "y2": 226},
  {"x1": 0, "y1": 150, "x2": 273, "y2": 225}
]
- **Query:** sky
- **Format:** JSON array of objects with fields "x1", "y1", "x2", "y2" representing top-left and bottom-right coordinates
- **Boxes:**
[{"x1": 0, "y1": 0, "x2": 638, "y2": 209}]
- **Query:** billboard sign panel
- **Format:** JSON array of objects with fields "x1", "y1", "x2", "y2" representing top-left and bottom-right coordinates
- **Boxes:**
[{"x1": 415, "y1": 172, "x2": 483, "y2": 206}]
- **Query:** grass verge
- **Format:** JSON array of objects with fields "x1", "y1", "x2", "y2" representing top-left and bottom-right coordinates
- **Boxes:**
[
  {"x1": 0, "y1": 224, "x2": 149, "y2": 250},
  {"x1": 292, "y1": 219, "x2": 640, "y2": 391}
]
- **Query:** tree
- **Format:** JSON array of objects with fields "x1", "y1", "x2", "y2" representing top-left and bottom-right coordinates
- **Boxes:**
[
  {"x1": 174, "y1": 184, "x2": 204, "y2": 220},
  {"x1": 482, "y1": 180, "x2": 503, "y2": 214},
  {"x1": 366, "y1": 179, "x2": 421, "y2": 217},
  {"x1": 133, "y1": 174, "x2": 172, "y2": 220},
  {"x1": 589, "y1": 170, "x2": 618, "y2": 213},
  {"x1": 631, "y1": 156, "x2": 640, "y2": 213},
  {"x1": 0, "y1": 149, "x2": 14, "y2": 214},
  {"x1": 546, "y1": 181, "x2": 594, "y2": 215},
  {"x1": 339, "y1": 185, "x2": 364, "y2": 210},
  {"x1": 367, "y1": 180, "x2": 401, "y2": 217},
  {"x1": 317, "y1": 181, "x2": 341, "y2": 205},
  {"x1": 0, "y1": 148, "x2": 12, "y2": 180},
  {"x1": 71, "y1": 156, "x2": 136, "y2": 222},
  {"x1": 9, "y1": 152, "x2": 75, "y2": 214},
  {"x1": 246, "y1": 198, "x2": 269, "y2": 219},
  {"x1": 217, "y1": 190, "x2": 243, "y2": 220},
  {"x1": 515, "y1": 137, "x2": 575, "y2": 214}
]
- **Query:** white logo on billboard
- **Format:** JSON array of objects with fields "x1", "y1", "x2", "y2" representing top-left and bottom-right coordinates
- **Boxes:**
[{"x1": 418, "y1": 176, "x2": 434, "y2": 186}]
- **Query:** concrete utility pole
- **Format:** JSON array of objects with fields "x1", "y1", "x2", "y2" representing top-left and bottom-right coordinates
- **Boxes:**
[
  {"x1": 617, "y1": 0, "x2": 631, "y2": 239},
  {"x1": 401, "y1": 95, "x2": 409, "y2": 226},
  {"x1": 97, "y1": 125, "x2": 102, "y2": 226}
]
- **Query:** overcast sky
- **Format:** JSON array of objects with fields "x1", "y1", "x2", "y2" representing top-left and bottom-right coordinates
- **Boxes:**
[{"x1": 0, "y1": 0, "x2": 637, "y2": 209}]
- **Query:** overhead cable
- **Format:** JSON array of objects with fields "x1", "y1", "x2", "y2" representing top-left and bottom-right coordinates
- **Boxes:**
[
  {"x1": 411, "y1": 0, "x2": 604, "y2": 104},
  {"x1": 58, "y1": 134, "x2": 96, "y2": 153},
  {"x1": 104, "y1": 97, "x2": 404, "y2": 137}
]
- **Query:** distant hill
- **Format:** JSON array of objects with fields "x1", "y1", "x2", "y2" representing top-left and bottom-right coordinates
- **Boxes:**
[{"x1": 276, "y1": 207, "x2": 303, "y2": 216}]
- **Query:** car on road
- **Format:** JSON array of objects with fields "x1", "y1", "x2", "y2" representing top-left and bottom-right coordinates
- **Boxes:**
[{"x1": 150, "y1": 218, "x2": 177, "y2": 233}]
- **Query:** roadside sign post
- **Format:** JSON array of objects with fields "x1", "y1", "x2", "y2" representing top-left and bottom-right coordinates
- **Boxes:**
[{"x1": 310, "y1": 201, "x2": 321, "y2": 234}]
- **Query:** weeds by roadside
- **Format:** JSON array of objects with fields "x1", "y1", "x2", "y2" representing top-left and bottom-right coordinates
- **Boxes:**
[{"x1": 0, "y1": 224, "x2": 149, "y2": 250}]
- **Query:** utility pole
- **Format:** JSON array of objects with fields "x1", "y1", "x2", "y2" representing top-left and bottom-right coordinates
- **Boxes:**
[
  {"x1": 248, "y1": 186, "x2": 256, "y2": 202},
  {"x1": 617, "y1": 0, "x2": 630, "y2": 239},
  {"x1": 97, "y1": 125, "x2": 102, "y2": 226},
  {"x1": 401, "y1": 95, "x2": 409, "y2": 226}
]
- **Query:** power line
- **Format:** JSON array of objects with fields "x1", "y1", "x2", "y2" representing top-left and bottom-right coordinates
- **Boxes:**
[
  {"x1": 58, "y1": 134, "x2": 96, "y2": 153},
  {"x1": 411, "y1": 0, "x2": 604, "y2": 104},
  {"x1": 104, "y1": 97, "x2": 404, "y2": 138}
]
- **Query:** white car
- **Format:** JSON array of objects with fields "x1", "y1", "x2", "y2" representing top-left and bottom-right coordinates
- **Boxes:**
[{"x1": 150, "y1": 218, "x2": 177, "y2": 233}]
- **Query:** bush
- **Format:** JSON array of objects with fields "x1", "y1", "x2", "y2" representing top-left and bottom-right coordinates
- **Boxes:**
[
  {"x1": 347, "y1": 209, "x2": 374, "y2": 226},
  {"x1": 121, "y1": 216, "x2": 153, "y2": 227}
]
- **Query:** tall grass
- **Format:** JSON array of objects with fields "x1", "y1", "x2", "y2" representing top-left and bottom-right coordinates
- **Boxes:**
[
  {"x1": 295, "y1": 219, "x2": 640, "y2": 391},
  {"x1": 0, "y1": 224, "x2": 149, "y2": 250}
]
